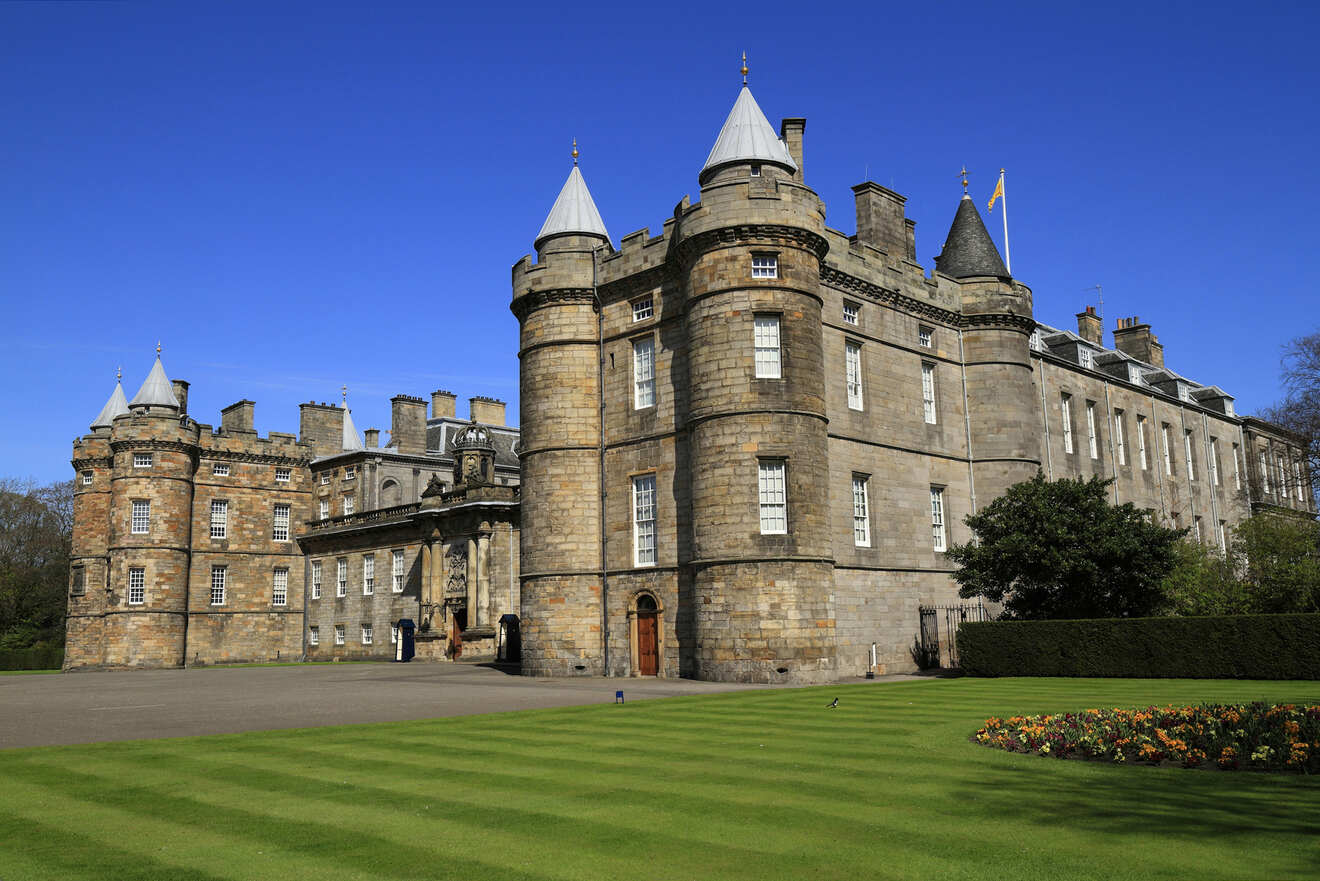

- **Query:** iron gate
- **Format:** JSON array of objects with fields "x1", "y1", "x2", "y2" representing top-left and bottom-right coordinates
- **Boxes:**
[{"x1": 917, "y1": 603, "x2": 990, "y2": 669}]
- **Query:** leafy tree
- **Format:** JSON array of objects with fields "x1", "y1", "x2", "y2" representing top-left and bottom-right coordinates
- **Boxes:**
[
  {"x1": 1159, "y1": 538, "x2": 1250, "y2": 616},
  {"x1": 0, "y1": 478, "x2": 73, "y2": 650},
  {"x1": 1259, "y1": 329, "x2": 1320, "y2": 502},
  {"x1": 1233, "y1": 513, "x2": 1320, "y2": 613},
  {"x1": 947, "y1": 473, "x2": 1185, "y2": 620}
]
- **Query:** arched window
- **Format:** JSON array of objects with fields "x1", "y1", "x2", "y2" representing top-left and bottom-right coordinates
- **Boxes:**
[
  {"x1": 381, "y1": 479, "x2": 401, "y2": 507},
  {"x1": 636, "y1": 593, "x2": 658, "y2": 612}
]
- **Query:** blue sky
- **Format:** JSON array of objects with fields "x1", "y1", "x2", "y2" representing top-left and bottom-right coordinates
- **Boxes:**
[{"x1": 3, "y1": 1, "x2": 1317, "y2": 484}]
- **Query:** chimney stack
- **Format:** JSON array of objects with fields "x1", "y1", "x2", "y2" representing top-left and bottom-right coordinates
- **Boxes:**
[
  {"x1": 364, "y1": 428, "x2": 380, "y2": 448},
  {"x1": 390, "y1": 395, "x2": 428, "y2": 454},
  {"x1": 1113, "y1": 316, "x2": 1164, "y2": 367},
  {"x1": 221, "y1": 400, "x2": 255, "y2": 433},
  {"x1": 1075, "y1": 306, "x2": 1103, "y2": 346},
  {"x1": 431, "y1": 390, "x2": 456, "y2": 420},
  {"x1": 852, "y1": 182, "x2": 909, "y2": 257},
  {"x1": 170, "y1": 380, "x2": 190, "y2": 415},
  {"x1": 299, "y1": 401, "x2": 345, "y2": 458},
  {"x1": 779, "y1": 118, "x2": 805, "y2": 183},
  {"x1": 469, "y1": 396, "x2": 506, "y2": 426}
]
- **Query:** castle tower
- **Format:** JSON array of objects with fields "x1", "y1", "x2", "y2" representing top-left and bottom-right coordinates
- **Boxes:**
[
  {"x1": 101, "y1": 351, "x2": 195, "y2": 667},
  {"x1": 512, "y1": 148, "x2": 611, "y2": 676},
  {"x1": 676, "y1": 78, "x2": 836, "y2": 683},
  {"x1": 936, "y1": 188, "x2": 1041, "y2": 502}
]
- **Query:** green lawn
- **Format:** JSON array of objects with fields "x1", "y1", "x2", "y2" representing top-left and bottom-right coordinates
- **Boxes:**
[{"x1": 1, "y1": 677, "x2": 1317, "y2": 880}]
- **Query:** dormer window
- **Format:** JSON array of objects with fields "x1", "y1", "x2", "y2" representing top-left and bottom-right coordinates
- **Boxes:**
[
  {"x1": 1078, "y1": 348, "x2": 1093, "y2": 369},
  {"x1": 751, "y1": 254, "x2": 778, "y2": 279},
  {"x1": 1029, "y1": 330, "x2": 1043, "y2": 351},
  {"x1": 750, "y1": 164, "x2": 761, "y2": 177}
]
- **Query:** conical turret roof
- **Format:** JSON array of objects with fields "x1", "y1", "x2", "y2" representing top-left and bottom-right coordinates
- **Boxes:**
[
  {"x1": 534, "y1": 165, "x2": 610, "y2": 251},
  {"x1": 91, "y1": 379, "x2": 129, "y2": 430},
  {"x1": 700, "y1": 87, "x2": 797, "y2": 183},
  {"x1": 129, "y1": 355, "x2": 179, "y2": 408},
  {"x1": 934, "y1": 195, "x2": 1010, "y2": 279},
  {"x1": 342, "y1": 403, "x2": 363, "y2": 452}
]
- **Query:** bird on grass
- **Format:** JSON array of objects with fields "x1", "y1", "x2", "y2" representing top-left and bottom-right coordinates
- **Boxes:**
[{"x1": 826, "y1": 698, "x2": 839, "y2": 709}]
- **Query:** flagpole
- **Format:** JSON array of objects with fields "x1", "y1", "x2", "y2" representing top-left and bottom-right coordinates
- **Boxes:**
[{"x1": 999, "y1": 168, "x2": 1011, "y2": 275}]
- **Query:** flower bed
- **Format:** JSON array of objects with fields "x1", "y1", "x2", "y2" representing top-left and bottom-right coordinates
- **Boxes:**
[{"x1": 974, "y1": 703, "x2": 1320, "y2": 772}]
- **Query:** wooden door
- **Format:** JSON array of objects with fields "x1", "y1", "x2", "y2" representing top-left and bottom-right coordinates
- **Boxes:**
[{"x1": 637, "y1": 612, "x2": 658, "y2": 676}]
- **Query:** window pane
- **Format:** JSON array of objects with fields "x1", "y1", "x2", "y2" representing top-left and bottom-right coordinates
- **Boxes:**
[
  {"x1": 633, "y1": 337, "x2": 655, "y2": 409},
  {"x1": 846, "y1": 342, "x2": 863, "y2": 409},
  {"x1": 754, "y1": 315, "x2": 781, "y2": 379},
  {"x1": 852, "y1": 477, "x2": 870, "y2": 547},
  {"x1": 758, "y1": 461, "x2": 787, "y2": 534},
  {"x1": 633, "y1": 475, "x2": 657, "y2": 566}
]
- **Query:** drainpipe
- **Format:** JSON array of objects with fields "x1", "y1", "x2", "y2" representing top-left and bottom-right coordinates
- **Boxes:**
[
  {"x1": 1103, "y1": 381, "x2": 1118, "y2": 504},
  {"x1": 593, "y1": 244, "x2": 610, "y2": 677},
  {"x1": 1037, "y1": 354, "x2": 1054, "y2": 478},
  {"x1": 957, "y1": 328, "x2": 977, "y2": 515}
]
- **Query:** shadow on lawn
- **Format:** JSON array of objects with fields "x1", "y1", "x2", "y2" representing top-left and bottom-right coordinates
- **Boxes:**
[{"x1": 957, "y1": 751, "x2": 1320, "y2": 872}]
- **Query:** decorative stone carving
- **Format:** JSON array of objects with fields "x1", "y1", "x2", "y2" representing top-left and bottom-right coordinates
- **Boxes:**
[
  {"x1": 421, "y1": 473, "x2": 446, "y2": 498},
  {"x1": 445, "y1": 549, "x2": 467, "y2": 601}
]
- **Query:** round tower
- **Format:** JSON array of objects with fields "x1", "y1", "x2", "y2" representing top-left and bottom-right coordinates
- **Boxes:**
[
  {"x1": 512, "y1": 154, "x2": 611, "y2": 676},
  {"x1": 103, "y1": 352, "x2": 196, "y2": 668},
  {"x1": 676, "y1": 83, "x2": 836, "y2": 683},
  {"x1": 935, "y1": 189, "x2": 1041, "y2": 502}
]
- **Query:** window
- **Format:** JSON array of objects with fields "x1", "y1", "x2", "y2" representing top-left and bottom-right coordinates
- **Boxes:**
[
  {"x1": 131, "y1": 500, "x2": 150, "y2": 534},
  {"x1": 81, "y1": 470, "x2": 93, "y2": 486},
  {"x1": 71, "y1": 567, "x2": 85, "y2": 596},
  {"x1": 275, "y1": 467, "x2": 291, "y2": 483},
  {"x1": 309, "y1": 625, "x2": 320, "y2": 646},
  {"x1": 336, "y1": 558, "x2": 347, "y2": 597},
  {"x1": 363, "y1": 556, "x2": 374, "y2": 595},
  {"x1": 344, "y1": 466, "x2": 356, "y2": 480},
  {"x1": 750, "y1": 163, "x2": 761, "y2": 177},
  {"x1": 392, "y1": 550, "x2": 405, "y2": 592},
  {"x1": 128, "y1": 567, "x2": 145, "y2": 605},
  {"x1": 753, "y1": 315, "x2": 781, "y2": 379},
  {"x1": 632, "y1": 474, "x2": 657, "y2": 567},
  {"x1": 311, "y1": 561, "x2": 322, "y2": 600},
  {"x1": 758, "y1": 460, "x2": 787, "y2": 534},
  {"x1": 922, "y1": 363, "x2": 937, "y2": 425},
  {"x1": 633, "y1": 337, "x2": 655, "y2": 409},
  {"x1": 342, "y1": 495, "x2": 355, "y2": 516},
  {"x1": 272, "y1": 568, "x2": 288, "y2": 606},
  {"x1": 1232, "y1": 443, "x2": 1241, "y2": 490},
  {"x1": 319, "y1": 499, "x2": 330, "y2": 520},
  {"x1": 1029, "y1": 329, "x2": 1043, "y2": 351},
  {"x1": 918, "y1": 326, "x2": 932, "y2": 349},
  {"x1": 1210, "y1": 440, "x2": 1221, "y2": 486},
  {"x1": 334, "y1": 624, "x2": 345, "y2": 646},
  {"x1": 133, "y1": 453, "x2": 152, "y2": 468},
  {"x1": 361, "y1": 624, "x2": 373, "y2": 646},
  {"x1": 1079, "y1": 348, "x2": 1093, "y2": 369},
  {"x1": 1137, "y1": 416, "x2": 1149, "y2": 470},
  {"x1": 210, "y1": 566, "x2": 226, "y2": 605},
  {"x1": 1162, "y1": 424, "x2": 1173, "y2": 476},
  {"x1": 845, "y1": 342, "x2": 864, "y2": 410},
  {"x1": 273, "y1": 504, "x2": 291, "y2": 541},
  {"x1": 1218, "y1": 520, "x2": 1228, "y2": 550},
  {"x1": 210, "y1": 499, "x2": 228, "y2": 539},
  {"x1": 842, "y1": 302, "x2": 859, "y2": 326},
  {"x1": 391, "y1": 624, "x2": 399, "y2": 644},
  {"x1": 1193, "y1": 516, "x2": 1202, "y2": 543},
  {"x1": 213, "y1": 463, "x2": 230, "y2": 477},
  {"x1": 852, "y1": 476, "x2": 871, "y2": 548},
  {"x1": 1260, "y1": 451, "x2": 1270, "y2": 494},
  {"x1": 751, "y1": 254, "x2": 777, "y2": 279},
  {"x1": 320, "y1": 472, "x2": 330, "y2": 485},
  {"x1": 1113, "y1": 411, "x2": 1127, "y2": 466},
  {"x1": 1061, "y1": 395, "x2": 1074, "y2": 454},
  {"x1": 930, "y1": 487, "x2": 947, "y2": 552},
  {"x1": 1295, "y1": 459, "x2": 1305, "y2": 502},
  {"x1": 632, "y1": 297, "x2": 653, "y2": 322},
  {"x1": 1184, "y1": 430, "x2": 1196, "y2": 481},
  {"x1": 1086, "y1": 401, "x2": 1099, "y2": 459}
]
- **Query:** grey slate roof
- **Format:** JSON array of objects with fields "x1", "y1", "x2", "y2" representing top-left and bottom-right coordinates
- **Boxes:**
[
  {"x1": 128, "y1": 356, "x2": 179, "y2": 408},
  {"x1": 700, "y1": 86, "x2": 797, "y2": 182},
  {"x1": 535, "y1": 166, "x2": 610, "y2": 251},
  {"x1": 91, "y1": 381, "x2": 129, "y2": 429},
  {"x1": 934, "y1": 195, "x2": 1010, "y2": 279}
]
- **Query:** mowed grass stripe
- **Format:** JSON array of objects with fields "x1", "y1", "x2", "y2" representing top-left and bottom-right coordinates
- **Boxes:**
[{"x1": 2, "y1": 679, "x2": 1319, "y2": 880}]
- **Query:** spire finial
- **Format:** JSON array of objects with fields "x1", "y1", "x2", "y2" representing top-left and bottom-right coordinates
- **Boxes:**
[
  {"x1": 959, "y1": 166, "x2": 969, "y2": 195},
  {"x1": 116, "y1": 365, "x2": 122, "y2": 382},
  {"x1": 571, "y1": 137, "x2": 578, "y2": 166},
  {"x1": 740, "y1": 51, "x2": 748, "y2": 86},
  {"x1": 155, "y1": 340, "x2": 162, "y2": 356},
  {"x1": 341, "y1": 384, "x2": 348, "y2": 405}
]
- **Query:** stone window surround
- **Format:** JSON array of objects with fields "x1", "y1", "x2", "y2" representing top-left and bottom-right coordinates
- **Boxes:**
[
  {"x1": 130, "y1": 499, "x2": 150, "y2": 535},
  {"x1": 212, "y1": 463, "x2": 230, "y2": 477},
  {"x1": 845, "y1": 339, "x2": 864, "y2": 411},
  {"x1": 272, "y1": 567, "x2": 288, "y2": 606},
  {"x1": 852, "y1": 473, "x2": 871, "y2": 548},
  {"x1": 631, "y1": 471, "x2": 657, "y2": 567},
  {"x1": 753, "y1": 312, "x2": 782, "y2": 380},
  {"x1": 918, "y1": 325, "x2": 933, "y2": 349},
  {"x1": 751, "y1": 252, "x2": 778, "y2": 280},
  {"x1": 930, "y1": 485, "x2": 947, "y2": 553},
  {"x1": 625, "y1": 590, "x2": 665, "y2": 678},
  {"x1": 275, "y1": 467, "x2": 291, "y2": 483},
  {"x1": 133, "y1": 452, "x2": 152, "y2": 468},
  {"x1": 842, "y1": 300, "x2": 860, "y2": 326},
  {"x1": 311, "y1": 560, "x2": 322, "y2": 599},
  {"x1": 334, "y1": 624, "x2": 345, "y2": 646},
  {"x1": 631, "y1": 295, "x2": 654, "y2": 323},
  {"x1": 363, "y1": 554, "x2": 374, "y2": 595},
  {"x1": 361, "y1": 624, "x2": 373, "y2": 645},
  {"x1": 336, "y1": 557, "x2": 347, "y2": 597},
  {"x1": 757, "y1": 458, "x2": 788, "y2": 535},
  {"x1": 128, "y1": 567, "x2": 145, "y2": 605},
  {"x1": 921, "y1": 361, "x2": 937, "y2": 425},
  {"x1": 309, "y1": 625, "x2": 319, "y2": 646},
  {"x1": 273, "y1": 503, "x2": 291, "y2": 542},
  {"x1": 210, "y1": 498, "x2": 228, "y2": 540},
  {"x1": 210, "y1": 565, "x2": 226, "y2": 606},
  {"x1": 632, "y1": 334, "x2": 656, "y2": 410},
  {"x1": 81, "y1": 470, "x2": 93, "y2": 485}
]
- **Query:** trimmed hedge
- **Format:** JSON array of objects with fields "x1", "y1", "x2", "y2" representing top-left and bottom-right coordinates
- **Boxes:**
[
  {"x1": 0, "y1": 645, "x2": 64, "y2": 671},
  {"x1": 958, "y1": 613, "x2": 1320, "y2": 679}
]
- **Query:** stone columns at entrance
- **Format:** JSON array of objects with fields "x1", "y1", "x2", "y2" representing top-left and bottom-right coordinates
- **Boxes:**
[
  {"x1": 466, "y1": 536, "x2": 478, "y2": 623},
  {"x1": 477, "y1": 526, "x2": 491, "y2": 626},
  {"x1": 420, "y1": 541, "x2": 432, "y2": 626}
]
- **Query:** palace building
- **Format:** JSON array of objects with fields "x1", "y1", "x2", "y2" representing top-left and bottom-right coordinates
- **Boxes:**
[{"x1": 67, "y1": 79, "x2": 1314, "y2": 678}]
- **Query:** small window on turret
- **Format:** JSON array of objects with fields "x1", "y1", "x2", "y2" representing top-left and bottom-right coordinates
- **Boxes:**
[
  {"x1": 81, "y1": 471, "x2": 93, "y2": 486},
  {"x1": 843, "y1": 302, "x2": 859, "y2": 326},
  {"x1": 213, "y1": 463, "x2": 229, "y2": 477},
  {"x1": 751, "y1": 254, "x2": 778, "y2": 279},
  {"x1": 750, "y1": 164, "x2": 761, "y2": 177},
  {"x1": 70, "y1": 567, "x2": 85, "y2": 596},
  {"x1": 133, "y1": 453, "x2": 152, "y2": 468},
  {"x1": 275, "y1": 467, "x2": 291, "y2": 483}
]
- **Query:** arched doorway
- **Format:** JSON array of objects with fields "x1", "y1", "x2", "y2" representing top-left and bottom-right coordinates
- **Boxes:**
[{"x1": 635, "y1": 593, "x2": 659, "y2": 676}]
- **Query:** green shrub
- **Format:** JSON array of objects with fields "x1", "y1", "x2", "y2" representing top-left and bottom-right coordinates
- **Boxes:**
[
  {"x1": 0, "y1": 644, "x2": 63, "y2": 671},
  {"x1": 958, "y1": 614, "x2": 1320, "y2": 679}
]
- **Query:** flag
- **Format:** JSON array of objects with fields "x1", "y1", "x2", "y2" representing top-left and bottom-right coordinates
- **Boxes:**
[{"x1": 988, "y1": 174, "x2": 1004, "y2": 212}]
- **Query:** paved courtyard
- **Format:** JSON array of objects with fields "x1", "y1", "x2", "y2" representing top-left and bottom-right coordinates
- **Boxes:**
[{"x1": 0, "y1": 662, "x2": 780, "y2": 749}]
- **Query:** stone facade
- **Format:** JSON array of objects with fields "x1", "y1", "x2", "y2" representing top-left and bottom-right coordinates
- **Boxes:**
[{"x1": 511, "y1": 85, "x2": 1316, "y2": 684}]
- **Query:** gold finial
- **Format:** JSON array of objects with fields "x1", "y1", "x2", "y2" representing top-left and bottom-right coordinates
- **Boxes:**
[
  {"x1": 341, "y1": 384, "x2": 348, "y2": 404},
  {"x1": 155, "y1": 340, "x2": 162, "y2": 355},
  {"x1": 572, "y1": 137, "x2": 578, "y2": 166},
  {"x1": 116, "y1": 365, "x2": 122, "y2": 382},
  {"x1": 741, "y1": 51, "x2": 748, "y2": 86},
  {"x1": 959, "y1": 166, "x2": 969, "y2": 195}
]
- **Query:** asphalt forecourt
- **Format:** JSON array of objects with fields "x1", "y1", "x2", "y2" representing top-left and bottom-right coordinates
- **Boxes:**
[{"x1": 0, "y1": 676, "x2": 1316, "y2": 880}]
